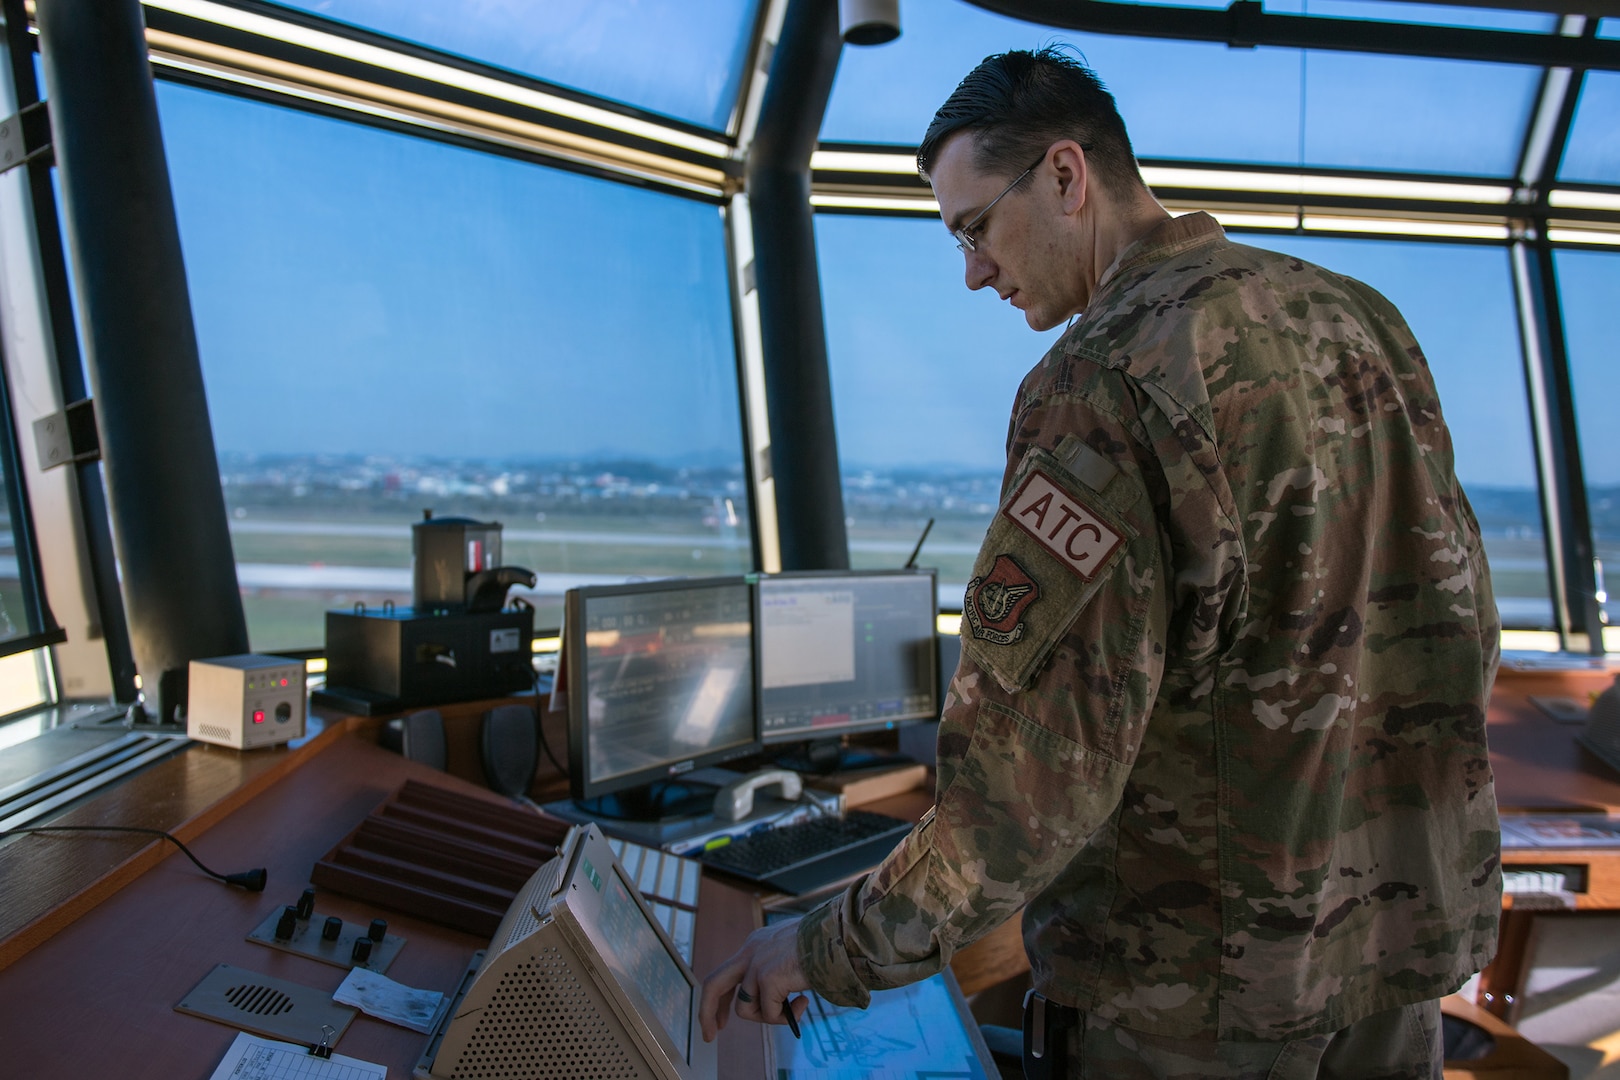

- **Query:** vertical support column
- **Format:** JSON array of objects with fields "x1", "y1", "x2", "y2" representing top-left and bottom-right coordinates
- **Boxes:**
[
  {"x1": 1508, "y1": 18, "x2": 1604, "y2": 654},
  {"x1": 1512, "y1": 239, "x2": 1605, "y2": 653},
  {"x1": 1, "y1": 0, "x2": 133, "y2": 700},
  {"x1": 747, "y1": 0, "x2": 848, "y2": 571},
  {"x1": 37, "y1": 0, "x2": 248, "y2": 720}
]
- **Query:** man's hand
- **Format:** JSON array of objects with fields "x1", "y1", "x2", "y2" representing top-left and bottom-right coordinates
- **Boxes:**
[{"x1": 698, "y1": 917, "x2": 810, "y2": 1042}]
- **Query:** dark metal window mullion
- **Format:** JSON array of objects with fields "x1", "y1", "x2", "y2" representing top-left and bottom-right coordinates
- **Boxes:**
[
  {"x1": 1508, "y1": 18, "x2": 1606, "y2": 653},
  {"x1": 1511, "y1": 238, "x2": 1605, "y2": 652},
  {"x1": 0, "y1": 312, "x2": 60, "y2": 641},
  {"x1": 1, "y1": 0, "x2": 138, "y2": 698}
]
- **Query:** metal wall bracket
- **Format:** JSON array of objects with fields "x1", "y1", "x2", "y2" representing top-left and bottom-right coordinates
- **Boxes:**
[
  {"x1": 0, "y1": 100, "x2": 50, "y2": 175},
  {"x1": 33, "y1": 397, "x2": 99, "y2": 470}
]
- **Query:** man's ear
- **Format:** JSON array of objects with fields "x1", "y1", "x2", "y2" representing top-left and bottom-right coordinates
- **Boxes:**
[{"x1": 1049, "y1": 140, "x2": 1089, "y2": 215}]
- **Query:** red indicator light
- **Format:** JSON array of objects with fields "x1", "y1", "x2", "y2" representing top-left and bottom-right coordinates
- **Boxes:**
[
  {"x1": 280, "y1": 677, "x2": 289, "y2": 687},
  {"x1": 253, "y1": 710, "x2": 265, "y2": 724}
]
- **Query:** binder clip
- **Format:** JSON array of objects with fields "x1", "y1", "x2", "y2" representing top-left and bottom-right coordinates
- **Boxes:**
[{"x1": 308, "y1": 1025, "x2": 335, "y2": 1060}]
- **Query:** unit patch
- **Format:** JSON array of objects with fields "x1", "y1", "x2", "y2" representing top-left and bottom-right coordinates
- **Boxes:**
[
  {"x1": 964, "y1": 554, "x2": 1041, "y2": 645},
  {"x1": 1004, "y1": 469, "x2": 1124, "y2": 581},
  {"x1": 959, "y1": 446, "x2": 1138, "y2": 693}
]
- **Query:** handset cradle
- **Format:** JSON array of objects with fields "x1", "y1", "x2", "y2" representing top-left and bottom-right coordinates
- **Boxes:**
[{"x1": 713, "y1": 768, "x2": 803, "y2": 821}]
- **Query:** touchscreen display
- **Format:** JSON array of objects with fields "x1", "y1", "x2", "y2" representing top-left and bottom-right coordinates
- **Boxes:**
[{"x1": 595, "y1": 868, "x2": 692, "y2": 1059}]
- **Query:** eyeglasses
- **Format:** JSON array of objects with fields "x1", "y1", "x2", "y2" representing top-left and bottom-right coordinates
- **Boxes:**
[
  {"x1": 952, "y1": 153, "x2": 1047, "y2": 254},
  {"x1": 951, "y1": 145, "x2": 1092, "y2": 254}
]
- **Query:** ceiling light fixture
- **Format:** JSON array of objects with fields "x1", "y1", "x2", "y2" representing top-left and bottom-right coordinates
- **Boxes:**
[{"x1": 141, "y1": 0, "x2": 731, "y2": 159}]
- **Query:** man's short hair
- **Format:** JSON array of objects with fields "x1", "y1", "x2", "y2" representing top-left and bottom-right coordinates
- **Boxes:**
[{"x1": 918, "y1": 47, "x2": 1144, "y2": 198}]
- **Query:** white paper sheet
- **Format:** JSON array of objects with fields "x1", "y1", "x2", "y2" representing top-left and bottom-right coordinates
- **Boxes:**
[{"x1": 206, "y1": 1032, "x2": 386, "y2": 1080}]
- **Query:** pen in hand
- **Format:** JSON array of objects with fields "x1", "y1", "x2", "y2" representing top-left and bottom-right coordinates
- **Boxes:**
[{"x1": 784, "y1": 995, "x2": 802, "y2": 1039}]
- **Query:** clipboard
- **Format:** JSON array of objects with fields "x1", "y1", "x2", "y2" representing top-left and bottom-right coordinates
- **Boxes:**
[{"x1": 206, "y1": 1031, "x2": 386, "y2": 1080}]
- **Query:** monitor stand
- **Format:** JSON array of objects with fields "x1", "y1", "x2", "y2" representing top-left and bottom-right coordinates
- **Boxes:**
[
  {"x1": 572, "y1": 779, "x2": 719, "y2": 824},
  {"x1": 541, "y1": 766, "x2": 839, "y2": 852},
  {"x1": 773, "y1": 738, "x2": 913, "y2": 777}
]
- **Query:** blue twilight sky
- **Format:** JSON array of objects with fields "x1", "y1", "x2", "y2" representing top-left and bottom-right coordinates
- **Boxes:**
[
  {"x1": 153, "y1": 0, "x2": 1618, "y2": 490},
  {"x1": 269, "y1": 0, "x2": 763, "y2": 131},
  {"x1": 158, "y1": 82, "x2": 745, "y2": 467},
  {"x1": 823, "y1": 0, "x2": 1548, "y2": 176},
  {"x1": 818, "y1": 218, "x2": 1544, "y2": 488}
]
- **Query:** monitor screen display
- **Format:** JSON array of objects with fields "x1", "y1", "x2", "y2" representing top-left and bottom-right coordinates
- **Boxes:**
[
  {"x1": 758, "y1": 570, "x2": 938, "y2": 742},
  {"x1": 596, "y1": 866, "x2": 693, "y2": 1060},
  {"x1": 574, "y1": 579, "x2": 757, "y2": 789}
]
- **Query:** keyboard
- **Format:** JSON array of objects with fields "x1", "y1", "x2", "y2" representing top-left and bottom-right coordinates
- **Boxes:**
[{"x1": 696, "y1": 809, "x2": 914, "y2": 896}]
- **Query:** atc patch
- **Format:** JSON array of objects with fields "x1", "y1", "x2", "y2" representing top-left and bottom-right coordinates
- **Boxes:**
[
  {"x1": 1004, "y1": 469, "x2": 1124, "y2": 581},
  {"x1": 965, "y1": 554, "x2": 1041, "y2": 645},
  {"x1": 960, "y1": 444, "x2": 1138, "y2": 693}
]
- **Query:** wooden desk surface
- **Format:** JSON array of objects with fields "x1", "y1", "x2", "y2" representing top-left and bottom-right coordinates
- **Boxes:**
[
  {"x1": 1487, "y1": 665, "x2": 1620, "y2": 814},
  {"x1": 5, "y1": 663, "x2": 1612, "y2": 1077},
  {"x1": 0, "y1": 724, "x2": 935, "y2": 1079},
  {"x1": 0, "y1": 733, "x2": 487, "y2": 1078}
]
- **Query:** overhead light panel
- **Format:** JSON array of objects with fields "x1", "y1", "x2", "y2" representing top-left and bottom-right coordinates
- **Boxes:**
[
  {"x1": 141, "y1": 0, "x2": 731, "y2": 159},
  {"x1": 1549, "y1": 189, "x2": 1620, "y2": 212},
  {"x1": 1206, "y1": 210, "x2": 1300, "y2": 230},
  {"x1": 1547, "y1": 226, "x2": 1620, "y2": 246},
  {"x1": 1301, "y1": 215, "x2": 1510, "y2": 240},
  {"x1": 1143, "y1": 166, "x2": 1514, "y2": 206},
  {"x1": 811, "y1": 193, "x2": 937, "y2": 212},
  {"x1": 811, "y1": 150, "x2": 918, "y2": 175},
  {"x1": 146, "y1": 32, "x2": 729, "y2": 197}
]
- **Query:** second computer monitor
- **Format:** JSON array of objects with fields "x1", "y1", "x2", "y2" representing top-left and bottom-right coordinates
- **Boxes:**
[{"x1": 757, "y1": 568, "x2": 939, "y2": 744}]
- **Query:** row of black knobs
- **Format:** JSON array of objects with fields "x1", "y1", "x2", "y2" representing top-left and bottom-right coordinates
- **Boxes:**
[{"x1": 273, "y1": 887, "x2": 388, "y2": 963}]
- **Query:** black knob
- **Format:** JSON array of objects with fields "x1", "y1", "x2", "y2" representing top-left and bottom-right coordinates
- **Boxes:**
[
  {"x1": 322, "y1": 915, "x2": 342, "y2": 942},
  {"x1": 351, "y1": 937, "x2": 373, "y2": 963},
  {"x1": 368, "y1": 918, "x2": 387, "y2": 943},
  {"x1": 275, "y1": 906, "x2": 297, "y2": 940},
  {"x1": 296, "y1": 888, "x2": 316, "y2": 920}
]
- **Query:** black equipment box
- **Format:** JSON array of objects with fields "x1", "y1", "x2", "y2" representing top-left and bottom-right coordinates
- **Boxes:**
[{"x1": 322, "y1": 606, "x2": 535, "y2": 710}]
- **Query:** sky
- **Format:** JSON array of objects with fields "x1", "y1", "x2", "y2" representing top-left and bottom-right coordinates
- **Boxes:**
[
  {"x1": 151, "y1": 0, "x2": 1619, "y2": 491},
  {"x1": 158, "y1": 82, "x2": 747, "y2": 467},
  {"x1": 821, "y1": 0, "x2": 1548, "y2": 176},
  {"x1": 272, "y1": 0, "x2": 761, "y2": 131}
]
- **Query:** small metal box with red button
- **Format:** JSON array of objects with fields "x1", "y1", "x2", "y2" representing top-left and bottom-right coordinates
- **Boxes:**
[{"x1": 187, "y1": 653, "x2": 307, "y2": 749}]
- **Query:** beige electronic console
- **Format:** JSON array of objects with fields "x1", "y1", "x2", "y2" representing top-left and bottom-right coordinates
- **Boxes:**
[
  {"x1": 418, "y1": 822, "x2": 715, "y2": 1080},
  {"x1": 186, "y1": 654, "x2": 307, "y2": 749}
]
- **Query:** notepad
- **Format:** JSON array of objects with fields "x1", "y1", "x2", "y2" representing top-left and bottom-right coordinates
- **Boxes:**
[{"x1": 207, "y1": 1032, "x2": 385, "y2": 1080}]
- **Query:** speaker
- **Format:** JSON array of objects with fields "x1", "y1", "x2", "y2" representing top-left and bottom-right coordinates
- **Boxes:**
[
  {"x1": 381, "y1": 708, "x2": 447, "y2": 771},
  {"x1": 838, "y1": 0, "x2": 899, "y2": 45},
  {"x1": 481, "y1": 703, "x2": 539, "y2": 797}
]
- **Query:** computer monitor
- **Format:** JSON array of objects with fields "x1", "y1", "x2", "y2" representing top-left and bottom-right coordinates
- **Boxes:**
[
  {"x1": 564, "y1": 576, "x2": 760, "y2": 819},
  {"x1": 756, "y1": 568, "x2": 939, "y2": 761},
  {"x1": 420, "y1": 823, "x2": 715, "y2": 1080}
]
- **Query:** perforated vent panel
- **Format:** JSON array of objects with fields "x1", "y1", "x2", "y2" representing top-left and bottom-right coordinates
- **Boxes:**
[
  {"x1": 504, "y1": 902, "x2": 541, "y2": 949},
  {"x1": 499, "y1": 857, "x2": 562, "y2": 952},
  {"x1": 449, "y1": 944, "x2": 644, "y2": 1080},
  {"x1": 198, "y1": 723, "x2": 234, "y2": 743}
]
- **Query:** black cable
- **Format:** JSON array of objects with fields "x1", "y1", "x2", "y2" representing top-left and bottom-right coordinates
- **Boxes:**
[
  {"x1": 532, "y1": 668, "x2": 568, "y2": 778},
  {"x1": 0, "y1": 825, "x2": 267, "y2": 891}
]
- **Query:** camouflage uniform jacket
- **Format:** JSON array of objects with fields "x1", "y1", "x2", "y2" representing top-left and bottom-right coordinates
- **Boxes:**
[{"x1": 798, "y1": 212, "x2": 1501, "y2": 1040}]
